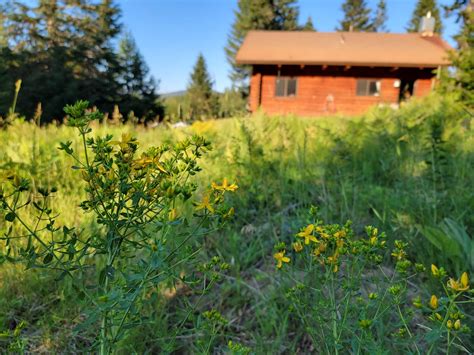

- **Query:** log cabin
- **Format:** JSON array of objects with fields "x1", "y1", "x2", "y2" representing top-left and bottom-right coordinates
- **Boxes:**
[{"x1": 236, "y1": 29, "x2": 452, "y2": 116}]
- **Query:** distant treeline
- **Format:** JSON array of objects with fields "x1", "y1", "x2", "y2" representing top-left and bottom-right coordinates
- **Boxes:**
[
  {"x1": 0, "y1": 0, "x2": 162, "y2": 123},
  {"x1": 0, "y1": 0, "x2": 471, "y2": 124}
]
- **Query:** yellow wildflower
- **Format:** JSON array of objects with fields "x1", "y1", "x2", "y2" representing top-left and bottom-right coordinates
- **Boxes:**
[
  {"x1": 391, "y1": 249, "x2": 407, "y2": 261},
  {"x1": 297, "y1": 224, "x2": 318, "y2": 245},
  {"x1": 461, "y1": 271, "x2": 469, "y2": 288},
  {"x1": 431, "y1": 264, "x2": 440, "y2": 277},
  {"x1": 370, "y1": 236, "x2": 377, "y2": 246},
  {"x1": 447, "y1": 320, "x2": 453, "y2": 329},
  {"x1": 454, "y1": 319, "x2": 461, "y2": 330},
  {"x1": 133, "y1": 156, "x2": 153, "y2": 169},
  {"x1": 334, "y1": 230, "x2": 346, "y2": 238},
  {"x1": 327, "y1": 252, "x2": 339, "y2": 271},
  {"x1": 15, "y1": 79, "x2": 22, "y2": 93},
  {"x1": 111, "y1": 133, "x2": 134, "y2": 150},
  {"x1": 435, "y1": 313, "x2": 443, "y2": 321},
  {"x1": 211, "y1": 178, "x2": 238, "y2": 192},
  {"x1": 292, "y1": 242, "x2": 303, "y2": 252},
  {"x1": 81, "y1": 170, "x2": 90, "y2": 182},
  {"x1": 320, "y1": 232, "x2": 330, "y2": 239},
  {"x1": 429, "y1": 295, "x2": 438, "y2": 309},
  {"x1": 168, "y1": 208, "x2": 177, "y2": 221},
  {"x1": 447, "y1": 272, "x2": 469, "y2": 292},
  {"x1": 313, "y1": 242, "x2": 327, "y2": 257},
  {"x1": 224, "y1": 207, "x2": 235, "y2": 219},
  {"x1": 195, "y1": 195, "x2": 214, "y2": 213},
  {"x1": 274, "y1": 251, "x2": 290, "y2": 269}
]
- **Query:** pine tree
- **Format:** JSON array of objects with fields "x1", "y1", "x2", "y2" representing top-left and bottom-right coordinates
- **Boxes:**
[
  {"x1": 186, "y1": 54, "x2": 219, "y2": 120},
  {"x1": 0, "y1": 4, "x2": 7, "y2": 47},
  {"x1": 337, "y1": 0, "x2": 373, "y2": 32},
  {"x1": 443, "y1": 0, "x2": 473, "y2": 106},
  {"x1": 0, "y1": 0, "x2": 80, "y2": 120},
  {"x1": 218, "y1": 88, "x2": 247, "y2": 117},
  {"x1": 116, "y1": 32, "x2": 163, "y2": 122},
  {"x1": 372, "y1": 0, "x2": 388, "y2": 32},
  {"x1": 72, "y1": 0, "x2": 123, "y2": 111},
  {"x1": 0, "y1": 0, "x2": 162, "y2": 122},
  {"x1": 407, "y1": 0, "x2": 443, "y2": 33},
  {"x1": 272, "y1": 0, "x2": 299, "y2": 30},
  {"x1": 225, "y1": 0, "x2": 299, "y2": 92},
  {"x1": 302, "y1": 16, "x2": 316, "y2": 31}
]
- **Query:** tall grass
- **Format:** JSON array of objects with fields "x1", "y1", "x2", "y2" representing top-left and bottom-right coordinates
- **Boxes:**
[{"x1": 0, "y1": 94, "x2": 472, "y2": 352}]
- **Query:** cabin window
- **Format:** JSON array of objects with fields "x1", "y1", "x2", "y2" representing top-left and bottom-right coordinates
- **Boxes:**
[
  {"x1": 275, "y1": 77, "x2": 297, "y2": 97},
  {"x1": 356, "y1": 79, "x2": 381, "y2": 96}
]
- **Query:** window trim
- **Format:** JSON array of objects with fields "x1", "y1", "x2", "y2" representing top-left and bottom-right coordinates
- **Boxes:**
[
  {"x1": 356, "y1": 78, "x2": 381, "y2": 97},
  {"x1": 275, "y1": 76, "x2": 298, "y2": 98}
]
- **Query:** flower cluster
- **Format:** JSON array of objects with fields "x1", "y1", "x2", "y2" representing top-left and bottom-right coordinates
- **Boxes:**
[
  {"x1": 194, "y1": 178, "x2": 238, "y2": 219},
  {"x1": 427, "y1": 265, "x2": 471, "y2": 334},
  {"x1": 274, "y1": 218, "x2": 386, "y2": 273},
  {"x1": 0, "y1": 101, "x2": 238, "y2": 353},
  {"x1": 271, "y1": 208, "x2": 473, "y2": 353}
]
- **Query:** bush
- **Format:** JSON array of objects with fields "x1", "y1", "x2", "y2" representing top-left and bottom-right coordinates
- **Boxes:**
[
  {"x1": 0, "y1": 101, "x2": 237, "y2": 353},
  {"x1": 274, "y1": 207, "x2": 473, "y2": 353}
]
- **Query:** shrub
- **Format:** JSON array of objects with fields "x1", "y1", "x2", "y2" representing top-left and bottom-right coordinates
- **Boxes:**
[
  {"x1": 0, "y1": 101, "x2": 237, "y2": 353},
  {"x1": 274, "y1": 207, "x2": 473, "y2": 353}
]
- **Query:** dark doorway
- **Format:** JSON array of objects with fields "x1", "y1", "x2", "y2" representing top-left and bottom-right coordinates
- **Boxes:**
[{"x1": 399, "y1": 80, "x2": 415, "y2": 103}]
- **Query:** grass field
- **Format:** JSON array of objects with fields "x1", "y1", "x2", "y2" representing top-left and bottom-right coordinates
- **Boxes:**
[{"x1": 0, "y1": 94, "x2": 473, "y2": 353}]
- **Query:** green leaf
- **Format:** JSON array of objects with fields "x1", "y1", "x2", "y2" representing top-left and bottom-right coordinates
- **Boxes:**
[
  {"x1": 43, "y1": 253, "x2": 54, "y2": 265},
  {"x1": 419, "y1": 225, "x2": 462, "y2": 257}
]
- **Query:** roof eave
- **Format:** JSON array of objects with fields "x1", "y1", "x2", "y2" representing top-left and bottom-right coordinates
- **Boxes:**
[{"x1": 235, "y1": 60, "x2": 450, "y2": 68}]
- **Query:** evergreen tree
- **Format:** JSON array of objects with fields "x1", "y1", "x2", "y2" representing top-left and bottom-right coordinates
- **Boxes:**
[
  {"x1": 302, "y1": 16, "x2": 316, "y2": 31},
  {"x1": 218, "y1": 88, "x2": 247, "y2": 117},
  {"x1": 407, "y1": 0, "x2": 443, "y2": 33},
  {"x1": 186, "y1": 54, "x2": 219, "y2": 120},
  {"x1": 0, "y1": 0, "x2": 80, "y2": 120},
  {"x1": 372, "y1": 0, "x2": 388, "y2": 32},
  {"x1": 272, "y1": 0, "x2": 299, "y2": 30},
  {"x1": 116, "y1": 32, "x2": 163, "y2": 122},
  {"x1": 0, "y1": 0, "x2": 122, "y2": 120},
  {"x1": 225, "y1": 0, "x2": 299, "y2": 92},
  {"x1": 0, "y1": 4, "x2": 7, "y2": 47},
  {"x1": 337, "y1": 0, "x2": 373, "y2": 32},
  {"x1": 0, "y1": 0, "x2": 162, "y2": 122},
  {"x1": 443, "y1": 0, "x2": 473, "y2": 106}
]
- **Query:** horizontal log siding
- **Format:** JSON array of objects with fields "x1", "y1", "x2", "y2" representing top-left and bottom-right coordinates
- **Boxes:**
[{"x1": 250, "y1": 65, "x2": 436, "y2": 116}]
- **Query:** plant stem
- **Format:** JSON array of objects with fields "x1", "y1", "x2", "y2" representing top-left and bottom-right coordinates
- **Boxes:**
[
  {"x1": 100, "y1": 258, "x2": 111, "y2": 355},
  {"x1": 329, "y1": 272, "x2": 339, "y2": 355},
  {"x1": 396, "y1": 304, "x2": 421, "y2": 355}
]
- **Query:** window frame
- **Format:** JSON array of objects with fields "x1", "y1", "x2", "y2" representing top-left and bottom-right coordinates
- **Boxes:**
[
  {"x1": 356, "y1": 79, "x2": 381, "y2": 97},
  {"x1": 275, "y1": 76, "x2": 298, "y2": 98}
]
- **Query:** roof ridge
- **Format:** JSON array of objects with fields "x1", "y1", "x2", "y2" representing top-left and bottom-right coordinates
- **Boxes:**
[{"x1": 237, "y1": 30, "x2": 452, "y2": 67}]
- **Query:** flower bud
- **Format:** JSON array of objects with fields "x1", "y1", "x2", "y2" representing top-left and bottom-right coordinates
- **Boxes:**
[{"x1": 429, "y1": 295, "x2": 438, "y2": 309}]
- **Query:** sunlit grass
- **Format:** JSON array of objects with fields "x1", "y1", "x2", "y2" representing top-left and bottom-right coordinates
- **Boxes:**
[{"x1": 0, "y1": 94, "x2": 473, "y2": 352}]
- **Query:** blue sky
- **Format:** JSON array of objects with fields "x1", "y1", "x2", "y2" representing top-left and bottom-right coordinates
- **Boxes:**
[{"x1": 117, "y1": 0, "x2": 459, "y2": 94}]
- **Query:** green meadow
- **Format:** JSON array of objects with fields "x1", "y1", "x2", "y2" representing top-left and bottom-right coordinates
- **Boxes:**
[{"x1": 0, "y1": 95, "x2": 473, "y2": 353}]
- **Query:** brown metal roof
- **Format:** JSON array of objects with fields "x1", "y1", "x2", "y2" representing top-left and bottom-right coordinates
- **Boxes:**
[{"x1": 236, "y1": 31, "x2": 453, "y2": 68}]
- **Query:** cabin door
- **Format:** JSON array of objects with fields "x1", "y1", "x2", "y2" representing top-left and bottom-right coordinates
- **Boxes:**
[{"x1": 398, "y1": 80, "x2": 415, "y2": 103}]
